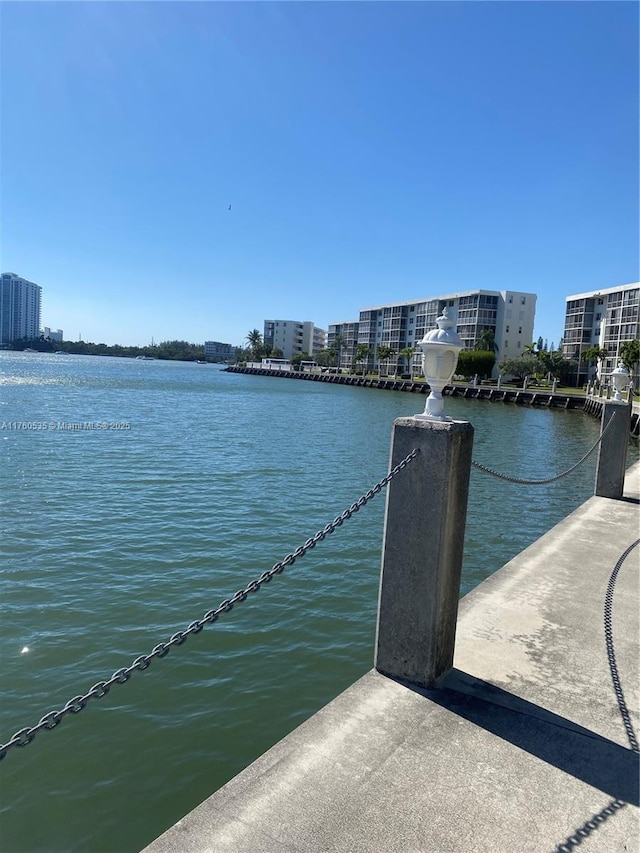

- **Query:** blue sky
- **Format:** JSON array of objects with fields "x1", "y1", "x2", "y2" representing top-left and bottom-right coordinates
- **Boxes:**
[{"x1": 2, "y1": 1, "x2": 638, "y2": 348}]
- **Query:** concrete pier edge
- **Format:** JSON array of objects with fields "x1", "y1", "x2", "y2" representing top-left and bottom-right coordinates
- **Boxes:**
[{"x1": 143, "y1": 462, "x2": 640, "y2": 853}]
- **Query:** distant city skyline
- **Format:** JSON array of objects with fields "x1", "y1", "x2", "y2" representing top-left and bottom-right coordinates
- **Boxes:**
[{"x1": 2, "y1": 2, "x2": 638, "y2": 348}]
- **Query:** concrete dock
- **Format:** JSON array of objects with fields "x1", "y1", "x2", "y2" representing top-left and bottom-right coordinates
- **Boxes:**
[{"x1": 145, "y1": 462, "x2": 639, "y2": 853}]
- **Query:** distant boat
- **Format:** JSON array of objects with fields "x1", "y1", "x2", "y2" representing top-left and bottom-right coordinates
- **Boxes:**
[
  {"x1": 23, "y1": 348, "x2": 38, "y2": 353},
  {"x1": 196, "y1": 360, "x2": 207, "y2": 364},
  {"x1": 136, "y1": 355, "x2": 155, "y2": 361}
]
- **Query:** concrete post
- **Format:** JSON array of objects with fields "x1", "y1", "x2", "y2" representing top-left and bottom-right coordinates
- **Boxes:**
[
  {"x1": 375, "y1": 417, "x2": 474, "y2": 689},
  {"x1": 594, "y1": 402, "x2": 631, "y2": 498}
]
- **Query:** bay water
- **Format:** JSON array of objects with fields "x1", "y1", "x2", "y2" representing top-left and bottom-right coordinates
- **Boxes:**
[{"x1": 1, "y1": 352, "x2": 637, "y2": 852}]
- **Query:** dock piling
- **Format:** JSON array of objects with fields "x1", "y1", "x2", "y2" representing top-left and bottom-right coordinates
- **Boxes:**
[
  {"x1": 375, "y1": 417, "x2": 474, "y2": 688},
  {"x1": 595, "y1": 402, "x2": 631, "y2": 498}
]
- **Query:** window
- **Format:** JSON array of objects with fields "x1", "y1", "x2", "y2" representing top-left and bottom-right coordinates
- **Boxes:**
[
  {"x1": 518, "y1": 327, "x2": 522, "y2": 334},
  {"x1": 504, "y1": 340, "x2": 509, "y2": 348},
  {"x1": 505, "y1": 325, "x2": 509, "y2": 333},
  {"x1": 521, "y1": 297, "x2": 526, "y2": 305},
  {"x1": 517, "y1": 341, "x2": 521, "y2": 349},
  {"x1": 508, "y1": 296, "x2": 513, "y2": 304}
]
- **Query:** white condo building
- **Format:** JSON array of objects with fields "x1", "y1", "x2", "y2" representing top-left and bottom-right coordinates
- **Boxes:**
[
  {"x1": 204, "y1": 340, "x2": 236, "y2": 359},
  {"x1": 42, "y1": 327, "x2": 64, "y2": 342},
  {"x1": 562, "y1": 282, "x2": 639, "y2": 385},
  {"x1": 1, "y1": 272, "x2": 42, "y2": 346},
  {"x1": 329, "y1": 289, "x2": 536, "y2": 375},
  {"x1": 263, "y1": 320, "x2": 327, "y2": 360}
]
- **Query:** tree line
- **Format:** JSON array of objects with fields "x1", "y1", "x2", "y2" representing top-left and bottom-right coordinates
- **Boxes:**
[{"x1": 8, "y1": 336, "x2": 230, "y2": 362}]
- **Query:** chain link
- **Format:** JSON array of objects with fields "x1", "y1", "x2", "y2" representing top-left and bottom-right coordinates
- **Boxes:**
[
  {"x1": 604, "y1": 538, "x2": 639, "y2": 754},
  {"x1": 0, "y1": 448, "x2": 419, "y2": 761},
  {"x1": 471, "y1": 410, "x2": 618, "y2": 485}
]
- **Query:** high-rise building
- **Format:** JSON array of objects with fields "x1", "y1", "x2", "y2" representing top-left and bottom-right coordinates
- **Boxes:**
[
  {"x1": 0, "y1": 273, "x2": 42, "y2": 346},
  {"x1": 562, "y1": 282, "x2": 639, "y2": 385},
  {"x1": 263, "y1": 320, "x2": 327, "y2": 360},
  {"x1": 329, "y1": 289, "x2": 536, "y2": 374},
  {"x1": 42, "y1": 327, "x2": 64, "y2": 342}
]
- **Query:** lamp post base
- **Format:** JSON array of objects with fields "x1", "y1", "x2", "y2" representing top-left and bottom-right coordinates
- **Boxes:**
[{"x1": 415, "y1": 390, "x2": 449, "y2": 421}]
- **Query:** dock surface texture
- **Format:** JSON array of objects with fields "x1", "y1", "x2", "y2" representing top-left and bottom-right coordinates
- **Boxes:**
[{"x1": 145, "y1": 464, "x2": 640, "y2": 853}]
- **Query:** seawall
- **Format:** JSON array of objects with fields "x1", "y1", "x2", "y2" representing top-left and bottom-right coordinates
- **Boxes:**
[{"x1": 225, "y1": 366, "x2": 640, "y2": 435}]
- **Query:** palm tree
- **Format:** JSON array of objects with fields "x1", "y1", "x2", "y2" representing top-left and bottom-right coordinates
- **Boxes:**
[
  {"x1": 246, "y1": 329, "x2": 263, "y2": 360},
  {"x1": 388, "y1": 348, "x2": 397, "y2": 378},
  {"x1": 581, "y1": 346, "x2": 607, "y2": 382},
  {"x1": 474, "y1": 329, "x2": 498, "y2": 353},
  {"x1": 354, "y1": 343, "x2": 370, "y2": 376},
  {"x1": 581, "y1": 346, "x2": 607, "y2": 365},
  {"x1": 376, "y1": 344, "x2": 392, "y2": 377},
  {"x1": 333, "y1": 335, "x2": 345, "y2": 371},
  {"x1": 619, "y1": 339, "x2": 639, "y2": 393},
  {"x1": 399, "y1": 347, "x2": 415, "y2": 378}
]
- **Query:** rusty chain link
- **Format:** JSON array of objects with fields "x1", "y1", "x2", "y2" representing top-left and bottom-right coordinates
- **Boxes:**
[{"x1": 0, "y1": 448, "x2": 419, "y2": 761}]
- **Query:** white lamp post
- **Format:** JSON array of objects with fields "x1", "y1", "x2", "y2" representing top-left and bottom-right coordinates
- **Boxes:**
[
  {"x1": 610, "y1": 362, "x2": 630, "y2": 402},
  {"x1": 415, "y1": 308, "x2": 463, "y2": 421}
]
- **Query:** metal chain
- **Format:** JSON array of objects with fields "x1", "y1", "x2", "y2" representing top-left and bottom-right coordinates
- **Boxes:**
[
  {"x1": 471, "y1": 410, "x2": 618, "y2": 485},
  {"x1": 0, "y1": 448, "x2": 419, "y2": 761},
  {"x1": 552, "y1": 538, "x2": 638, "y2": 853},
  {"x1": 604, "y1": 538, "x2": 639, "y2": 754}
]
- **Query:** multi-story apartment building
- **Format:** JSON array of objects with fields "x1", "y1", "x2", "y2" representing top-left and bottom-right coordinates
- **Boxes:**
[
  {"x1": 562, "y1": 282, "x2": 639, "y2": 385},
  {"x1": 204, "y1": 340, "x2": 236, "y2": 360},
  {"x1": 329, "y1": 289, "x2": 536, "y2": 374},
  {"x1": 263, "y1": 320, "x2": 327, "y2": 360},
  {"x1": 0, "y1": 273, "x2": 42, "y2": 346},
  {"x1": 327, "y1": 320, "x2": 360, "y2": 369}
]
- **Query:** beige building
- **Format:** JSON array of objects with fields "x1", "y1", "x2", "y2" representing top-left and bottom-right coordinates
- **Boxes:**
[
  {"x1": 562, "y1": 282, "x2": 639, "y2": 385},
  {"x1": 263, "y1": 320, "x2": 327, "y2": 359},
  {"x1": 329, "y1": 289, "x2": 537, "y2": 375}
]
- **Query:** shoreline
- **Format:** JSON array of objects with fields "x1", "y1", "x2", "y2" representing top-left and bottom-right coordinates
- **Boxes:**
[{"x1": 224, "y1": 365, "x2": 640, "y2": 436}]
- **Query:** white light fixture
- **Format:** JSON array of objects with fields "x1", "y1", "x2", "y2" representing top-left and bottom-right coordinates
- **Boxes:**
[
  {"x1": 415, "y1": 308, "x2": 463, "y2": 421},
  {"x1": 610, "y1": 362, "x2": 629, "y2": 402}
]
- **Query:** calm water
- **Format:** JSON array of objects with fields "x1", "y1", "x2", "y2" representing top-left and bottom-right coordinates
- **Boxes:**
[{"x1": 1, "y1": 352, "x2": 637, "y2": 852}]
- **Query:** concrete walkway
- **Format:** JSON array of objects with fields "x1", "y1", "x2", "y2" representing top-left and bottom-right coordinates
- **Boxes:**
[{"x1": 145, "y1": 463, "x2": 640, "y2": 853}]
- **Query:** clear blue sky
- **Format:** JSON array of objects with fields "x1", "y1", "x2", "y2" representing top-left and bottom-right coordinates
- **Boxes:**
[{"x1": 2, "y1": 1, "x2": 638, "y2": 349}]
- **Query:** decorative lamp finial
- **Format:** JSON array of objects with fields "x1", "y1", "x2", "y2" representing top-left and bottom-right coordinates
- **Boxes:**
[
  {"x1": 415, "y1": 308, "x2": 463, "y2": 421},
  {"x1": 610, "y1": 361, "x2": 629, "y2": 402}
]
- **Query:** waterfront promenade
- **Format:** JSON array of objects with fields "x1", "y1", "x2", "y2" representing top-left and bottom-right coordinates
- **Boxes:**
[{"x1": 145, "y1": 461, "x2": 639, "y2": 853}]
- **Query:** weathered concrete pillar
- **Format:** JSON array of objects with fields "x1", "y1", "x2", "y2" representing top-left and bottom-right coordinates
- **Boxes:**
[
  {"x1": 594, "y1": 402, "x2": 630, "y2": 498},
  {"x1": 375, "y1": 417, "x2": 474, "y2": 689}
]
